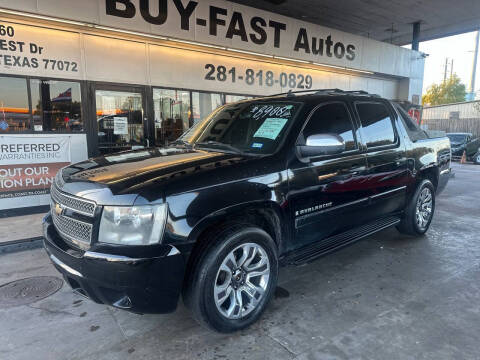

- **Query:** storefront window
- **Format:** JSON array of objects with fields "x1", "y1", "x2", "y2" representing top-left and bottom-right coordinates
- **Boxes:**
[
  {"x1": 153, "y1": 89, "x2": 191, "y2": 146},
  {"x1": 225, "y1": 94, "x2": 254, "y2": 103},
  {"x1": 30, "y1": 80, "x2": 83, "y2": 132},
  {"x1": 0, "y1": 76, "x2": 30, "y2": 132},
  {"x1": 96, "y1": 90, "x2": 144, "y2": 155},
  {"x1": 192, "y1": 92, "x2": 224, "y2": 125}
]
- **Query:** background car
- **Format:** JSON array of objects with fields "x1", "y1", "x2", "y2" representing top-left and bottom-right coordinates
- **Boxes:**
[{"x1": 446, "y1": 132, "x2": 480, "y2": 164}]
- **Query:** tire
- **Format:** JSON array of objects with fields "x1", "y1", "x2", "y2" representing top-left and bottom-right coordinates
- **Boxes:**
[
  {"x1": 183, "y1": 224, "x2": 278, "y2": 333},
  {"x1": 474, "y1": 152, "x2": 480, "y2": 165},
  {"x1": 397, "y1": 179, "x2": 435, "y2": 236}
]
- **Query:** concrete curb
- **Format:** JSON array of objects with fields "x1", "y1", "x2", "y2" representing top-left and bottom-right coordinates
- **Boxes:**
[{"x1": 0, "y1": 237, "x2": 43, "y2": 254}]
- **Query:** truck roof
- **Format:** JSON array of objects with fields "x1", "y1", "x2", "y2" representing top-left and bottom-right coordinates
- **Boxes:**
[{"x1": 259, "y1": 89, "x2": 386, "y2": 104}]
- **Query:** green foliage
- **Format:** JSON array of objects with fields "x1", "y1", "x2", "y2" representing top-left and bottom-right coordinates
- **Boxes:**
[{"x1": 422, "y1": 74, "x2": 466, "y2": 106}]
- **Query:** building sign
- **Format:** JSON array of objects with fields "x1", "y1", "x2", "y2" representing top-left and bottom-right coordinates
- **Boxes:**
[
  {"x1": 103, "y1": 0, "x2": 357, "y2": 63},
  {"x1": 0, "y1": 22, "x2": 83, "y2": 78},
  {"x1": 148, "y1": 44, "x2": 399, "y2": 98},
  {"x1": 0, "y1": 136, "x2": 70, "y2": 199},
  {"x1": 0, "y1": 0, "x2": 422, "y2": 78}
]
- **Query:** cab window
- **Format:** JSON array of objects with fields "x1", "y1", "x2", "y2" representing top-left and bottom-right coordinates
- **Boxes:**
[
  {"x1": 356, "y1": 102, "x2": 396, "y2": 148},
  {"x1": 302, "y1": 102, "x2": 357, "y2": 152}
]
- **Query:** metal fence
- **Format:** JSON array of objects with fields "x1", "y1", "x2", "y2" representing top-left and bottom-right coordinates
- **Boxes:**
[{"x1": 422, "y1": 101, "x2": 480, "y2": 136}]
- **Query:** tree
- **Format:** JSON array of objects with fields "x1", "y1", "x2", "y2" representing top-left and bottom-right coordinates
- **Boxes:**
[{"x1": 422, "y1": 74, "x2": 466, "y2": 106}]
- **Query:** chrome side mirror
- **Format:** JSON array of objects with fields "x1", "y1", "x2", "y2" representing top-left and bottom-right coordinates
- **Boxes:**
[{"x1": 298, "y1": 134, "x2": 346, "y2": 158}]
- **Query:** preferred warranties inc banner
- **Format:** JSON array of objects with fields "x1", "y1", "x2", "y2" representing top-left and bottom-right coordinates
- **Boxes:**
[{"x1": 0, "y1": 135, "x2": 70, "y2": 204}]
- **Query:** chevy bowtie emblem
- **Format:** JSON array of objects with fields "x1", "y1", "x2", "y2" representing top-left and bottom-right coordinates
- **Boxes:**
[{"x1": 54, "y1": 202, "x2": 63, "y2": 216}]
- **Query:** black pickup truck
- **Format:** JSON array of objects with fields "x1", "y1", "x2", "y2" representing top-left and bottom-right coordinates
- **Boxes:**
[{"x1": 43, "y1": 90, "x2": 451, "y2": 333}]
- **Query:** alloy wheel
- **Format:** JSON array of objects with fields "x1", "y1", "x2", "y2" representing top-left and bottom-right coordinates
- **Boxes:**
[
  {"x1": 214, "y1": 243, "x2": 270, "y2": 320},
  {"x1": 416, "y1": 187, "x2": 433, "y2": 229}
]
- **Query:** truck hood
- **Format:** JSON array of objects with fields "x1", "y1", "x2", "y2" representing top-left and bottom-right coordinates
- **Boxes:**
[{"x1": 60, "y1": 147, "x2": 250, "y2": 201}]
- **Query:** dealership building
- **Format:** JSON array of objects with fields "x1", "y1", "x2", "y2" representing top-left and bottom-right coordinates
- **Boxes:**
[{"x1": 0, "y1": 0, "x2": 425, "y2": 210}]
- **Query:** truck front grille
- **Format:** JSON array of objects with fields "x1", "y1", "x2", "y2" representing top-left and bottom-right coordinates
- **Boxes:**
[
  {"x1": 51, "y1": 205, "x2": 93, "y2": 247},
  {"x1": 50, "y1": 183, "x2": 97, "y2": 249},
  {"x1": 50, "y1": 184, "x2": 96, "y2": 217}
]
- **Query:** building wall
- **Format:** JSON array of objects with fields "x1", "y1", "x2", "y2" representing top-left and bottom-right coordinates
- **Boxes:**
[
  {"x1": 0, "y1": 19, "x2": 402, "y2": 98},
  {"x1": 0, "y1": 0, "x2": 425, "y2": 88},
  {"x1": 423, "y1": 101, "x2": 480, "y2": 120},
  {"x1": 422, "y1": 101, "x2": 480, "y2": 136}
]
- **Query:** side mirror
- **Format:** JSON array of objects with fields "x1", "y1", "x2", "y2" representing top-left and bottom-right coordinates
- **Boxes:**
[{"x1": 298, "y1": 134, "x2": 345, "y2": 158}]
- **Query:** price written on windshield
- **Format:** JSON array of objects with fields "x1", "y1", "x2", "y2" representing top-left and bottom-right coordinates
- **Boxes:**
[{"x1": 204, "y1": 64, "x2": 313, "y2": 89}]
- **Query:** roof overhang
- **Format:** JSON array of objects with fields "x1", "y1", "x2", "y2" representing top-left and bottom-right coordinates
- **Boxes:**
[{"x1": 230, "y1": 0, "x2": 480, "y2": 45}]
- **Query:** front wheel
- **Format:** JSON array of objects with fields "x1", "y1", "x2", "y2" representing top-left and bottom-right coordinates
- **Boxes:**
[
  {"x1": 474, "y1": 152, "x2": 480, "y2": 165},
  {"x1": 183, "y1": 225, "x2": 278, "y2": 333},
  {"x1": 397, "y1": 179, "x2": 435, "y2": 236}
]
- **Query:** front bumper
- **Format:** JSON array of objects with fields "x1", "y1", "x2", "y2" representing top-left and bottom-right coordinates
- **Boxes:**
[{"x1": 43, "y1": 213, "x2": 185, "y2": 314}]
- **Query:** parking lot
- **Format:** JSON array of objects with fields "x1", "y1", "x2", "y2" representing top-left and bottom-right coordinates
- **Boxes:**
[{"x1": 1, "y1": 162, "x2": 479, "y2": 360}]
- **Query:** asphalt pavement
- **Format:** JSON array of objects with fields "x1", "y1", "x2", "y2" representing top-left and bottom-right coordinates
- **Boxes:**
[{"x1": 0, "y1": 162, "x2": 479, "y2": 360}]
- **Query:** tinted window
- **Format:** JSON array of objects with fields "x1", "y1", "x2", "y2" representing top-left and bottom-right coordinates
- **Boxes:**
[
  {"x1": 30, "y1": 80, "x2": 83, "y2": 132},
  {"x1": 394, "y1": 104, "x2": 420, "y2": 132},
  {"x1": 356, "y1": 103, "x2": 396, "y2": 148},
  {"x1": 302, "y1": 103, "x2": 356, "y2": 151},
  {"x1": 0, "y1": 76, "x2": 30, "y2": 132},
  {"x1": 447, "y1": 134, "x2": 467, "y2": 144}
]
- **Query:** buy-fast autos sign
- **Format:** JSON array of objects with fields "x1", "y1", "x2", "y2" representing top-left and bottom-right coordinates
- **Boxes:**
[
  {"x1": 0, "y1": 136, "x2": 70, "y2": 199},
  {"x1": 104, "y1": 0, "x2": 358, "y2": 63},
  {"x1": 0, "y1": 0, "x2": 415, "y2": 75}
]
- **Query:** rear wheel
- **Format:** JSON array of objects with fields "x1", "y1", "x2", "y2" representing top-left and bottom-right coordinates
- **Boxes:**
[
  {"x1": 397, "y1": 180, "x2": 435, "y2": 236},
  {"x1": 183, "y1": 225, "x2": 278, "y2": 333}
]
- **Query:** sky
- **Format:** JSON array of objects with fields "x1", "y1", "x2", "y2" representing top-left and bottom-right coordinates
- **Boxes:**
[{"x1": 405, "y1": 31, "x2": 480, "y2": 95}]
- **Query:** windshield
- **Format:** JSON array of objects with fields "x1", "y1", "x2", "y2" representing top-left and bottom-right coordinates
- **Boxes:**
[
  {"x1": 447, "y1": 134, "x2": 467, "y2": 144},
  {"x1": 176, "y1": 100, "x2": 302, "y2": 154}
]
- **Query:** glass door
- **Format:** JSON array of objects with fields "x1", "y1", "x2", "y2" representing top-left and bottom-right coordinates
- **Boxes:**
[
  {"x1": 95, "y1": 88, "x2": 145, "y2": 155},
  {"x1": 153, "y1": 88, "x2": 191, "y2": 147}
]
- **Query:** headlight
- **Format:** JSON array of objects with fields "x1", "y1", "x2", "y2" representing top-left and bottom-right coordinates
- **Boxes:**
[{"x1": 98, "y1": 204, "x2": 168, "y2": 246}]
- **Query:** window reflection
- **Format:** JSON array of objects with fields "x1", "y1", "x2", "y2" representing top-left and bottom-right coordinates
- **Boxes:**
[
  {"x1": 225, "y1": 94, "x2": 254, "y2": 104},
  {"x1": 0, "y1": 76, "x2": 30, "y2": 132},
  {"x1": 356, "y1": 103, "x2": 396, "y2": 148},
  {"x1": 153, "y1": 89, "x2": 191, "y2": 146},
  {"x1": 192, "y1": 92, "x2": 224, "y2": 125},
  {"x1": 303, "y1": 103, "x2": 356, "y2": 151},
  {"x1": 30, "y1": 80, "x2": 83, "y2": 132},
  {"x1": 96, "y1": 90, "x2": 144, "y2": 155}
]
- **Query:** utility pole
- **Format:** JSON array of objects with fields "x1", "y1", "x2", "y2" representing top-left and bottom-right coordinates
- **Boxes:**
[
  {"x1": 444, "y1": 58, "x2": 449, "y2": 82},
  {"x1": 450, "y1": 59, "x2": 454, "y2": 78},
  {"x1": 467, "y1": 30, "x2": 479, "y2": 100}
]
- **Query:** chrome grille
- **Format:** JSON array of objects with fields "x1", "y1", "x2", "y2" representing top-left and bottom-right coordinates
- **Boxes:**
[
  {"x1": 50, "y1": 182, "x2": 97, "y2": 249},
  {"x1": 50, "y1": 184, "x2": 96, "y2": 217},
  {"x1": 51, "y1": 203, "x2": 93, "y2": 248}
]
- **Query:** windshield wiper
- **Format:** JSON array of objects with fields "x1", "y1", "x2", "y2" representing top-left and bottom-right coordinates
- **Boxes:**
[{"x1": 195, "y1": 141, "x2": 244, "y2": 154}]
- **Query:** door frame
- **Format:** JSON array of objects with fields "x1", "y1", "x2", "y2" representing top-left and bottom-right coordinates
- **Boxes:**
[
  {"x1": 287, "y1": 100, "x2": 368, "y2": 250},
  {"x1": 88, "y1": 82, "x2": 151, "y2": 156}
]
